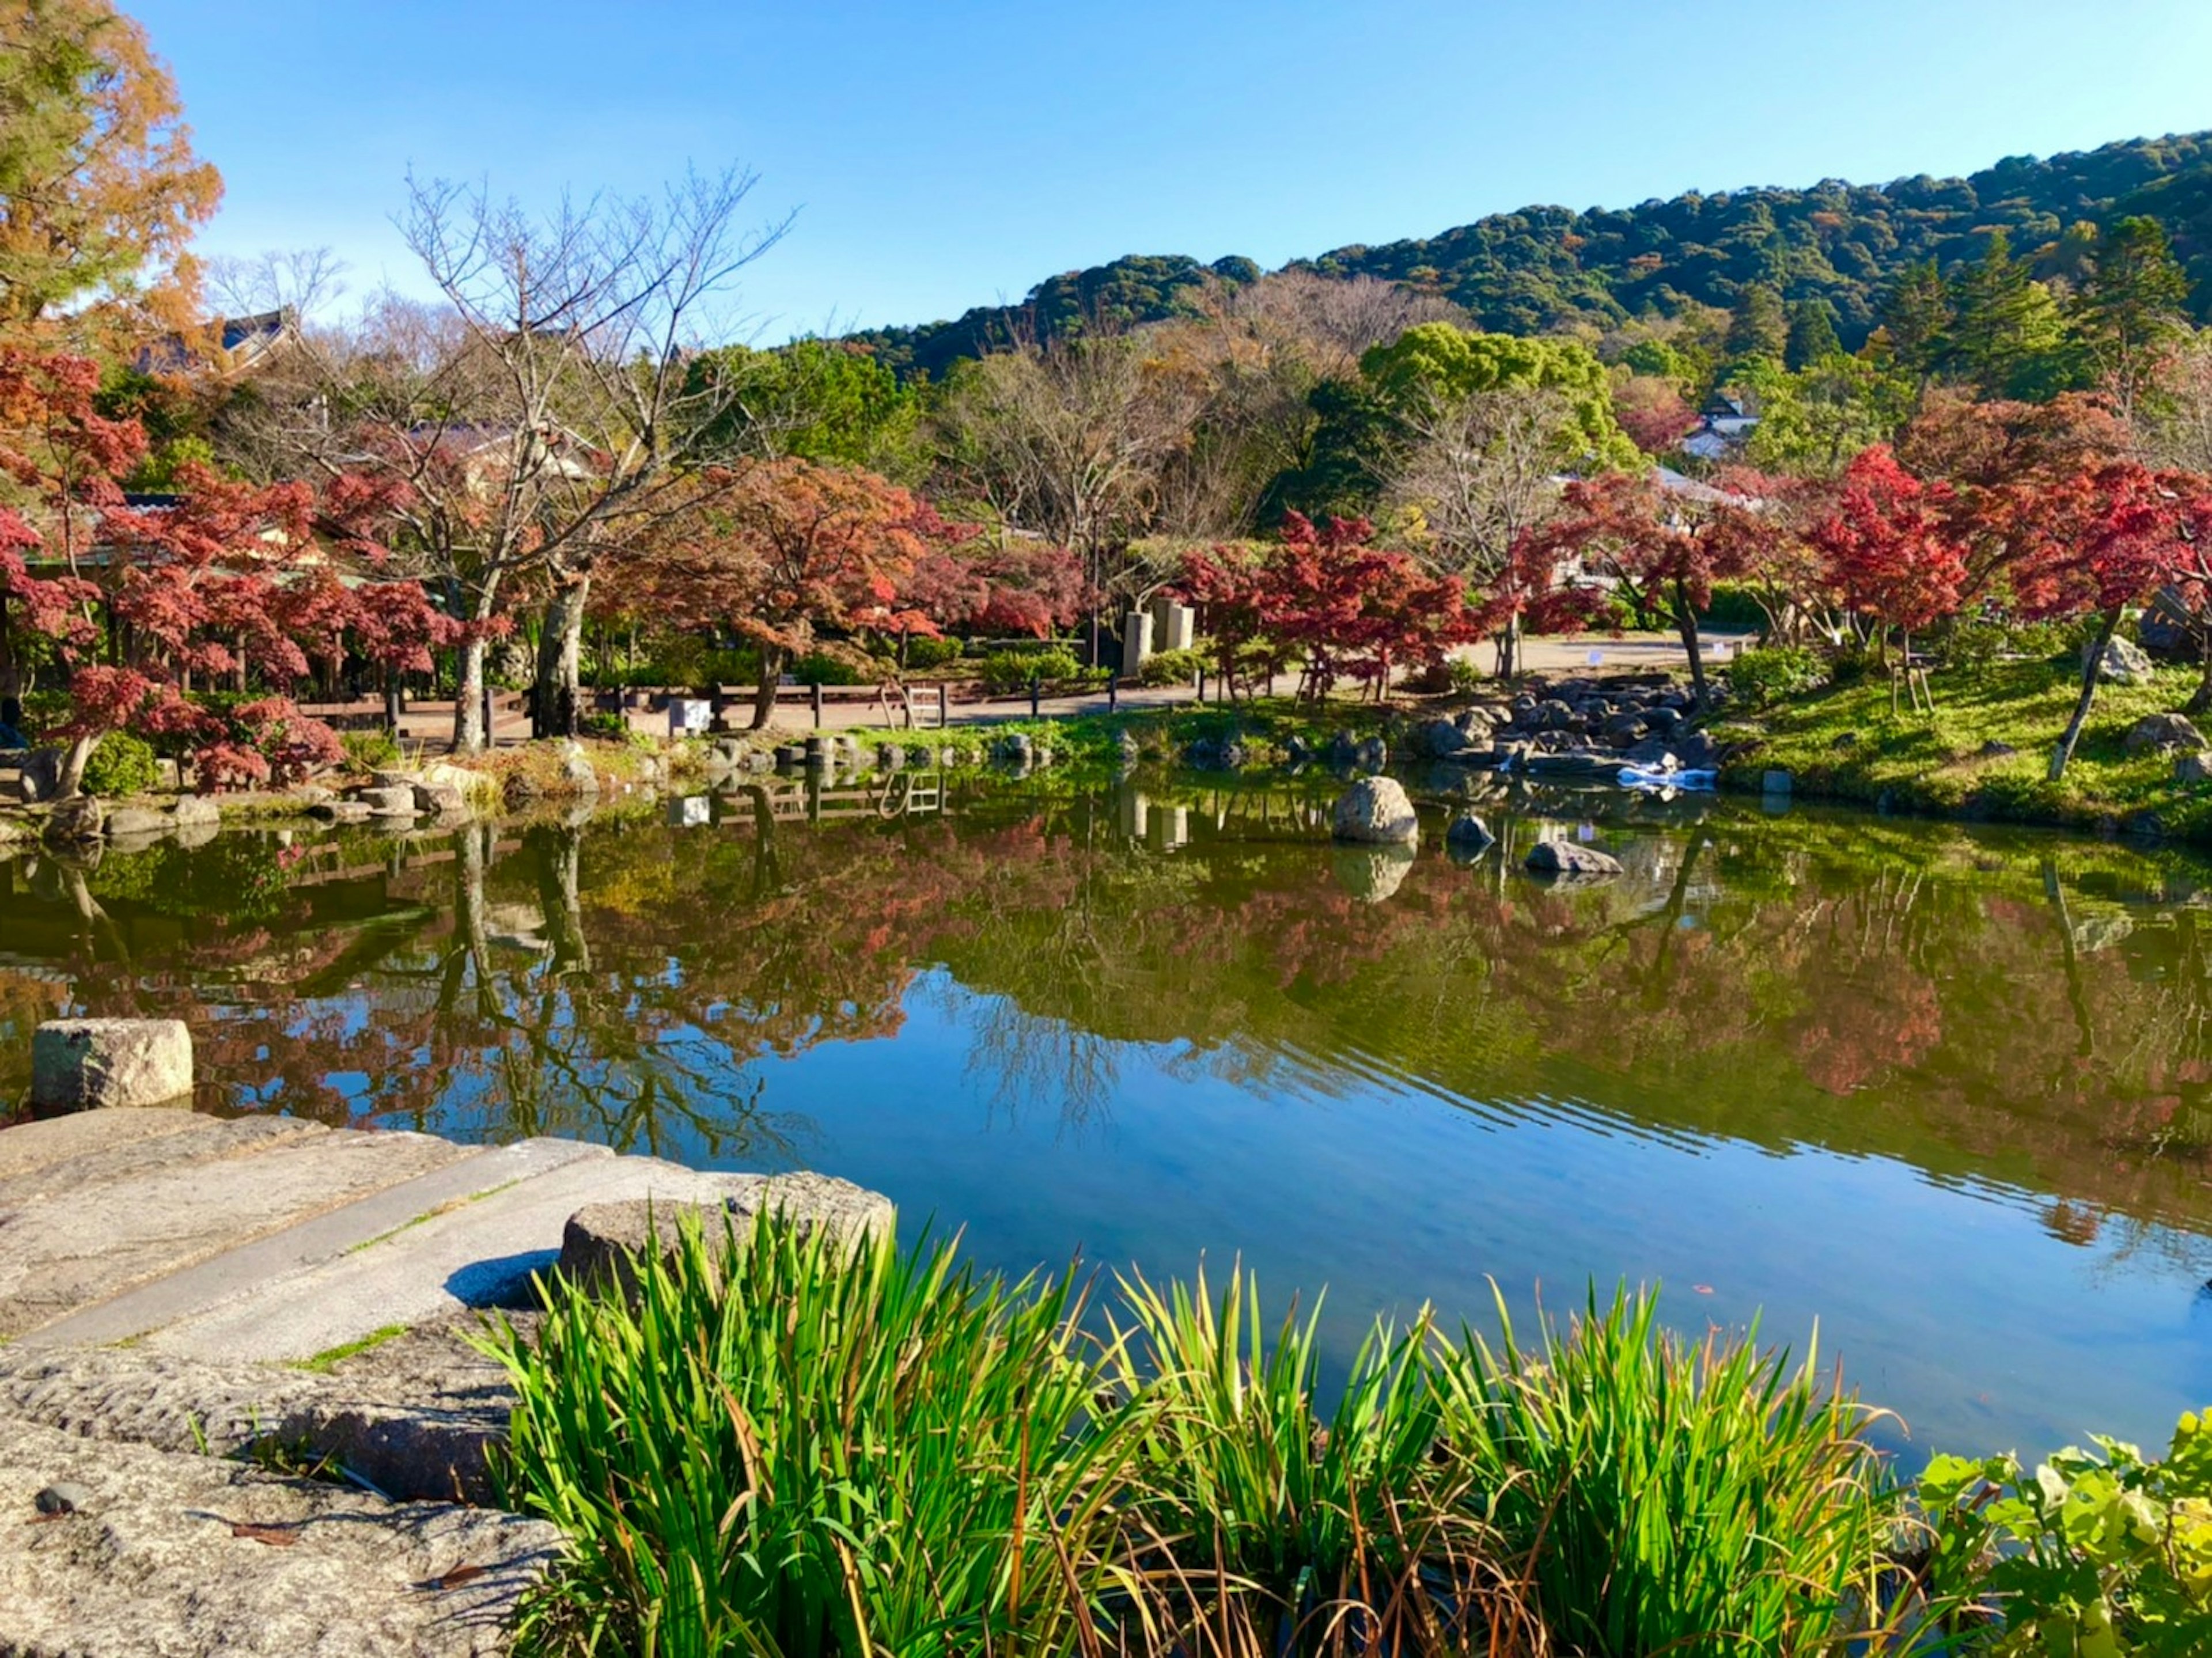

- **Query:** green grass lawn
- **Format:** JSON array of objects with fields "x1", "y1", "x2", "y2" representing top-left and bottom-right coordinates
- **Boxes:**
[{"x1": 1713, "y1": 657, "x2": 2212, "y2": 842}]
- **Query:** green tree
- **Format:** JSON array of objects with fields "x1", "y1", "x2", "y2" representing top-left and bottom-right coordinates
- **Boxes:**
[
  {"x1": 1877, "y1": 260, "x2": 1955, "y2": 394},
  {"x1": 1950, "y1": 231, "x2": 2073, "y2": 400},
  {"x1": 1743, "y1": 354, "x2": 1912, "y2": 476},
  {"x1": 684, "y1": 339, "x2": 925, "y2": 481},
  {"x1": 2073, "y1": 214, "x2": 2192, "y2": 418},
  {"x1": 1724, "y1": 283, "x2": 1789, "y2": 366},
  {"x1": 1783, "y1": 298, "x2": 1841, "y2": 371},
  {"x1": 1359, "y1": 324, "x2": 1640, "y2": 472},
  {"x1": 0, "y1": 0, "x2": 222, "y2": 332}
]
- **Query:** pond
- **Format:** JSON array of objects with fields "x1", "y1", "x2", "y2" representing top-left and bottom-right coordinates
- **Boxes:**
[{"x1": 3, "y1": 768, "x2": 2211, "y2": 1464}]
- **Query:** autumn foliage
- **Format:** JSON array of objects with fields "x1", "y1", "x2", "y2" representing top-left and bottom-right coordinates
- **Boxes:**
[{"x1": 1178, "y1": 513, "x2": 1482, "y2": 700}]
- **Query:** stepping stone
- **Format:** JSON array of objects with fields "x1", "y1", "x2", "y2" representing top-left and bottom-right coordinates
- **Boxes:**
[
  {"x1": 0, "y1": 1123, "x2": 474, "y2": 1340},
  {"x1": 0, "y1": 1113, "x2": 321, "y2": 1209},
  {"x1": 0, "y1": 1413, "x2": 556, "y2": 1657},
  {"x1": 149, "y1": 1155, "x2": 775, "y2": 1364},
  {"x1": 20, "y1": 1136, "x2": 607, "y2": 1351}
]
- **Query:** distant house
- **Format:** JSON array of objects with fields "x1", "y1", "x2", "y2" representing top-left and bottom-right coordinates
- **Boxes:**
[
  {"x1": 1680, "y1": 392, "x2": 1759, "y2": 462},
  {"x1": 135, "y1": 308, "x2": 300, "y2": 378}
]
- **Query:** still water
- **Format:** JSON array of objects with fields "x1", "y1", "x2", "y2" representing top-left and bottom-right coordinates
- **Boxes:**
[{"x1": 4, "y1": 771, "x2": 2211, "y2": 1462}]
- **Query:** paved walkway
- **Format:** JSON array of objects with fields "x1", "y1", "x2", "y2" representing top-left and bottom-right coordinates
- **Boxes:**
[
  {"x1": 0, "y1": 1102, "x2": 890, "y2": 1654},
  {"x1": 351, "y1": 631, "x2": 1750, "y2": 753}
]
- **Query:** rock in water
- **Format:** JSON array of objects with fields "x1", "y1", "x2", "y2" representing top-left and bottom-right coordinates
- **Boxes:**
[
  {"x1": 1524, "y1": 840, "x2": 1623, "y2": 881},
  {"x1": 30, "y1": 1018, "x2": 194, "y2": 1111},
  {"x1": 1445, "y1": 811, "x2": 1495, "y2": 856},
  {"x1": 1331, "y1": 777, "x2": 1419, "y2": 844}
]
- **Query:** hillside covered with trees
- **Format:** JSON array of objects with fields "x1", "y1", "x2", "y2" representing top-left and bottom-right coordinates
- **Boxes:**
[{"x1": 848, "y1": 134, "x2": 2212, "y2": 380}]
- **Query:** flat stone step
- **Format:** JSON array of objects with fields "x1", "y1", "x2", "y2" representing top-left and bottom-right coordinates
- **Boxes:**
[
  {"x1": 0, "y1": 1413, "x2": 556, "y2": 1657},
  {"x1": 0, "y1": 1111, "x2": 320, "y2": 1208},
  {"x1": 19, "y1": 1136, "x2": 608, "y2": 1351},
  {"x1": 0, "y1": 1106, "x2": 209, "y2": 1181},
  {"x1": 0, "y1": 1124, "x2": 476, "y2": 1341},
  {"x1": 151, "y1": 1155, "x2": 767, "y2": 1363}
]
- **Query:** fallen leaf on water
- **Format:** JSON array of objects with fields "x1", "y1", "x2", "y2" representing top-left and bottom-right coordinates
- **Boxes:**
[
  {"x1": 438, "y1": 1564, "x2": 486, "y2": 1590},
  {"x1": 232, "y1": 1522, "x2": 298, "y2": 1547},
  {"x1": 1692, "y1": 1285, "x2": 1714, "y2": 1295}
]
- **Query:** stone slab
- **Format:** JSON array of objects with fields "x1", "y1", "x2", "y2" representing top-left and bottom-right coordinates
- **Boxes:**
[
  {"x1": 151, "y1": 1156, "x2": 773, "y2": 1363},
  {"x1": 0, "y1": 1125, "x2": 475, "y2": 1340},
  {"x1": 0, "y1": 1413, "x2": 556, "y2": 1657},
  {"x1": 18, "y1": 1136, "x2": 607, "y2": 1351},
  {"x1": 0, "y1": 1108, "x2": 207, "y2": 1181},
  {"x1": 0, "y1": 1113, "x2": 324, "y2": 1211}
]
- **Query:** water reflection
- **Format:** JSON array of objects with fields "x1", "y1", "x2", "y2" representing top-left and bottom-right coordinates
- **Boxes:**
[{"x1": 5, "y1": 771, "x2": 2212, "y2": 1454}]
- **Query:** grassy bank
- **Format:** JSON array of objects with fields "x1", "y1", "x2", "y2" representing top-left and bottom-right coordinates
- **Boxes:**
[
  {"x1": 480, "y1": 1215, "x2": 2212, "y2": 1657},
  {"x1": 1710, "y1": 657, "x2": 2212, "y2": 843}
]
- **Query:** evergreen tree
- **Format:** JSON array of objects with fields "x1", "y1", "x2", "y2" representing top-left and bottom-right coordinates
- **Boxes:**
[
  {"x1": 1784, "y1": 298, "x2": 1842, "y2": 370},
  {"x1": 1724, "y1": 283, "x2": 1789, "y2": 365},
  {"x1": 1880, "y1": 260, "x2": 1955, "y2": 393},
  {"x1": 2074, "y1": 215, "x2": 2191, "y2": 416},
  {"x1": 1951, "y1": 231, "x2": 2072, "y2": 400}
]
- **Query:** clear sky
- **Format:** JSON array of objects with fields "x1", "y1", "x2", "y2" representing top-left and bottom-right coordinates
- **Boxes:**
[{"x1": 131, "y1": 0, "x2": 2212, "y2": 342}]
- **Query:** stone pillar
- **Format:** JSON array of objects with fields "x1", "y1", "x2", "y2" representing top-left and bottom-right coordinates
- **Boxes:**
[
  {"x1": 31, "y1": 1019, "x2": 194, "y2": 1112},
  {"x1": 1120, "y1": 610, "x2": 1153, "y2": 678},
  {"x1": 1161, "y1": 603, "x2": 1195, "y2": 653}
]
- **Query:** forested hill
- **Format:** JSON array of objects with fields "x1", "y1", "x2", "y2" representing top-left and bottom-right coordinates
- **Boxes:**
[{"x1": 844, "y1": 132, "x2": 2212, "y2": 380}]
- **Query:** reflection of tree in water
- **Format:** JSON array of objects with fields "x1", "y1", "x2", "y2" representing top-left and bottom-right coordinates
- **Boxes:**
[{"x1": 16, "y1": 786, "x2": 2212, "y2": 1250}]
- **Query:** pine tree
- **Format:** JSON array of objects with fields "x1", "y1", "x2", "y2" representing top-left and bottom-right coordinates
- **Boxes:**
[
  {"x1": 1784, "y1": 298, "x2": 1842, "y2": 370},
  {"x1": 2073, "y1": 215, "x2": 2191, "y2": 418}
]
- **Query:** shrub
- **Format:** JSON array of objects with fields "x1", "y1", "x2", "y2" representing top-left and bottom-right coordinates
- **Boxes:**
[
  {"x1": 1433, "y1": 1287, "x2": 1899, "y2": 1657},
  {"x1": 1918, "y1": 1413, "x2": 2212, "y2": 1655},
  {"x1": 980, "y1": 646, "x2": 1080, "y2": 695},
  {"x1": 79, "y1": 730, "x2": 160, "y2": 797},
  {"x1": 1139, "y1": 646, "x2": 1207, "y2": 688},
  {"x1": 340, "y1": 729, "x2": 401, "y2": 773},
  {"x1": 1698, "y1": 580, "x2": 1770, "y2": 631},
  {"x1": 790, "y1": 650, "x2": 876, "y2": 686},
  {"x1": 1728, "y1": 644, "x2": 1827, "y2": 707},
  {"x1": 577, "y1": 711, "x2": 634, "y2": 743},
  {"x1": 900, "y1": 635, "x2": 963, "y2": 671}
]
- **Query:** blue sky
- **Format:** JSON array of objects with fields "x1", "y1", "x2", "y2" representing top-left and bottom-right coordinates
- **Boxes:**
[{"x1": 133, "y1": 1, "x2": 2212, "y2": 342}]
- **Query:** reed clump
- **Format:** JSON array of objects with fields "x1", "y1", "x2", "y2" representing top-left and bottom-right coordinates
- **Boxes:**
[{"x1": 480, "y1": 1215, "x2": 1911, "y2": 1657}]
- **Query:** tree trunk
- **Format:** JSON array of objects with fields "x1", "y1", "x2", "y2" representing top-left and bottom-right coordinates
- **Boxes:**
[
  {"x1": 0, "y1": 593, "x2": 16, "y2": 702},
  {"x1": 384, "y1": 676, "x2": 404, "y2": 737},
  {"x1": 453, "y1": 635, "x2": 490, "y2": 752},
  {"x1": 2050, "y1": 606, "x2": 2122, "y2": 781},
  {"x1": 54, "y1": 733, "x2": 100, "y2": 801},
  {"x1": 2187, "y1": 626, "x2": 2212, "y2": 716},
  {"x1": 533, "y1": 577, "x2": 589, "y2": 741},
  {"x1": 749, "y1": 644, "x2": 785, "y2": 731},
  {"x1": 1673, "y1": 580, "x2": 1708, "y2": 707}
]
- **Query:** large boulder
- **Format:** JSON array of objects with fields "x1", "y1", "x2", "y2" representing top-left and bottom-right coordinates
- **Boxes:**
[
  {"x1": 169, "y1": 795, "x2": 220, "y2": 828},
  {"x1": 1330, "y1": 776, "x2": 1419, "y2": 845},
  {"x1": 1414, "y1": 718, "x2": 1474, "y2": 759},
  {"x1": 31, "y1": 1018, "x2": 194, "y2": 1111},
  {"x1": 102, "y1": 806, "x2": 171, "y2": 840},
  {"x1": 1524, "y1": 839, "x2": 1624, "y2": 881},
  {"x1": 351, "y1": 784, "x2": 418, "y2": 818},
  {"x1": 559, "y1": 741, "x2": 600, "y2": 795},
  {"x1": 2177, "y1": 751, "x2": 2212, "y2": 785},
  {"x1": 2124, "y1": 712, "x2": 2206, "y2": 753},
  {"x1": 2085, "y1": 635, "x2": 2157, "y2": 686},
  {"x1": 558, "y1": 1173, "x2": 895, "y2": 1300}
]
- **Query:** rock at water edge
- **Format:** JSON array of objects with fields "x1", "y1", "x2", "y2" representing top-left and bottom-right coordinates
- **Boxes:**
[{"x1": 31, "y1": 1018, "x2": 194, "y2": 1111}]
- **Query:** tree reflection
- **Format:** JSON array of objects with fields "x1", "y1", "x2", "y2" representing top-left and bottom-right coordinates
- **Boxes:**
[{"x1": 7, "y1": 783, "x2": 2212, "y2": 1253}]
